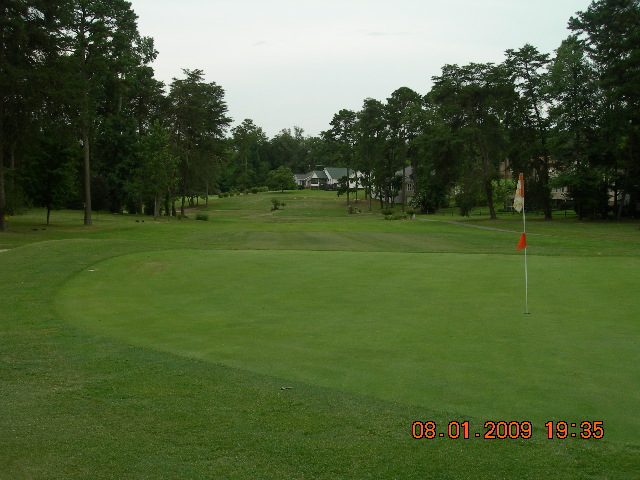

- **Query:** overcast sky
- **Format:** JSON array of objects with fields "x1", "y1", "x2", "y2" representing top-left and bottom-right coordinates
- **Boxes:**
[{"x1": 129, "y1": 0, "x2": 592, "y2": 138}]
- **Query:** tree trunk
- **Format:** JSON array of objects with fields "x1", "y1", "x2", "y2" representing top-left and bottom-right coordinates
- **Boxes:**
[
  {"x1": 476, "y1": 134, "x2": 497, "y2": 220},
  {"x1": 401, "y1": 165, "x2": 406, "y2": 212},
  {"x1": 483, "y1": 178, "x2": 496, "y2": 219},
  {"x1": 180, "y1": 174, "x2": 186, "y2": 217},
  {"x1": 83, "y1": 132, "x2": 92, "y2": 225},
  {"x1": 540, "y1": 157, "x2": 553, "y2": 220},
  {"x1": 616, "y1": 186, "x2": 627, "y2": 220},
  {"x1": 0, "y1": 27, "x2": 6, "y2": 232},
  {"x1": 577, "y1": 201, "x2": 583, "y2": 221},
  {"x1": 171, "y1": 193, "x2": 177, "y2": 216},
  {"x1": 154, "y1": 194, "x2": 160, "y2": 219},
  {"x1": 616, "y1": 150, "x2": 632, "y2": 219},
  {"x1": 0, "y1": 137, "x2": 6, "y2": 233},
  {"x1": 353, "y1": 170, "x2": 358, "y2": 204},
  {"x1": 180, "y1": 155, "x2": 188, "y2": 217}
]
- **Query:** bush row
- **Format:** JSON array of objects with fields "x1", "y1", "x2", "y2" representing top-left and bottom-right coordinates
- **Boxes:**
[{"x1": 218, "y1": 187, "x2": 269, "y2": 198}]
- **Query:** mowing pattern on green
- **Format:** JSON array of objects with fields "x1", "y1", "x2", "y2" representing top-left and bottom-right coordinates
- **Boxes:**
[{"x1": 56, "y1": 249, "x2": 640, "y2": 443}]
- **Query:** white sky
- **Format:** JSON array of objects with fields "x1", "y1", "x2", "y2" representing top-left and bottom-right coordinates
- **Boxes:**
[{"x1": 130, "y1": 0, "x2": 592, "y2": 138}]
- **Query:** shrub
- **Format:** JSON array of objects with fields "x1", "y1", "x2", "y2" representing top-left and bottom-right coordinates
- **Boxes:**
[
  {"x1": 195, "y1": 213, "x2": 209, "y2": 221},
  {"x1": 381, "y1": 208, "x2": 394, "y2": 216},
  {"x1": 271, "y1": 198, "x2": 281, "y2": 211},
  {"x1": 384, "y1": 213, "x2": 409, "y2": 221}
]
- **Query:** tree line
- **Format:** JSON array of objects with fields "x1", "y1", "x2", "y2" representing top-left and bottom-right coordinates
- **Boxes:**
[
  {"x1": 224, "y1": 0, "x2": 639, "y2": 220},
  {"x1": 320, "y1": 0, "x2": 639, "y2": 219},
  {"x1": 0, "y1": 0, "x2": 233, "y2": 230},
  {"x1": 1, "y1": 0, "x2": 638, "y2": 232}
]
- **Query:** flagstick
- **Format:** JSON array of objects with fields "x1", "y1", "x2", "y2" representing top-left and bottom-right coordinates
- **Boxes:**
[
  {"x1": 522, "y1": 206, "x2": 529, "y2": 314},
  {"x1": 514, "y1": 173, "x2": 529, "y2": 314}
]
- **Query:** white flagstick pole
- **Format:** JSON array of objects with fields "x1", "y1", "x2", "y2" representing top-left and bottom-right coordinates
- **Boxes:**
[
  {"x1": 514, "y1": 173, "x2": 529, "y2": 315},
  {"x1": 523, "y1": 205, "x2": 529, "y2": 314}
]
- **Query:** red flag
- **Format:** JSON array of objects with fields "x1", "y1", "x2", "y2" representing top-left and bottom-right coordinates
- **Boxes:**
[{"x1": 516, "y1": 233, "x2": 527, "y2": 251}]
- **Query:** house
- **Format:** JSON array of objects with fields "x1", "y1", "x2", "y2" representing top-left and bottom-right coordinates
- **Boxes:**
[
  {"x1": 307, "y1": 169, "x2": 328, "y2": 190},
  {"x1": 323, "y1": 167, "x2": 363, "y2": 190},
  {"x1": 372, "y1": 166, "x2": 415, "y2": 205},
  {"x1": 294, "y1": 166, "x2": 362, "y2": 190},
  {"x1": 397, "y1": 166, "x2": 415, "y2": 205},
  {"x1": 294, "y1": 173, "x2": 308, "y2": 187}
]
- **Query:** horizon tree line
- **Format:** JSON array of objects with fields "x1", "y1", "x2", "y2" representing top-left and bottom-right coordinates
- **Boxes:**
[{"x1": 1, "y1": 0, "x2": 638, "y2": 232}]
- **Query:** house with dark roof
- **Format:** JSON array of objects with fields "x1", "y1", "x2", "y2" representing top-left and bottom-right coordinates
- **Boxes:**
[
  {"x1": 307, "y1": 169, "x2": 329, "y2": 189},
  {"x1": 294, "y1": 173, "x2": 308, "y2": 187},
  {"x1": 324, "y1": 167, "x2": 349, "y2": 189},
  {"x1": 294, "y1": 166, "x2": 363, "y2": 190}
]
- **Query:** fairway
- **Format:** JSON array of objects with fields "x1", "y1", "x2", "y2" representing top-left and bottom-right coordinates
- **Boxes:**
[{"x1": 56, "y1": 248, "x2": 640, "y2": 443}]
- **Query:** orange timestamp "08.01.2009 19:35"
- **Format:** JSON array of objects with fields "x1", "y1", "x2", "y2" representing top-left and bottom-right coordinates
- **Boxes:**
[{"x1": 411, "y1": 420, "x2": 604, "y2": 440}]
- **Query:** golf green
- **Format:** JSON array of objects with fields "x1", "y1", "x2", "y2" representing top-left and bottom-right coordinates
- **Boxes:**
[{"x1": 56, "y1": 248, "x2": 640, "y2": 442}]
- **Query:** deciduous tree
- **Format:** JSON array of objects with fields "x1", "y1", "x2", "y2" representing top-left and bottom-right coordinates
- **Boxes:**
[
  {"x1": 137, "y1": 120, "x2": 178, "y2": 218},
  {"x1": 569, "y1": 0, "x2": 640, "y2": 217},
  {"x1": 325, "y1": 109, "x2": 357, "y2": 204},
  {"x1": 384, "y1": 87, "x2": 424, "y2": 211},
  {"x1": 504, "y1": 44, "x2": 554, "y2": 219},
  {"x1": 266, "y1": 165, "x2": 296, "y2": 192},
  {"x1": 60, "y1": 0, "x2": 146, "y2": 225},
  {"x1": 355, "y1": 98, "x2": 386, "y2": 210},
  {"x1": 168, "y1": 69, "x2": 231, "y2": 216},
  {"x1": 230, "y1": 119, "x2": 268, "y2": 192},
  {"x1": 0, "y1": 0, "x2": 59, "y2": 231},
  {"x1": 431, "y1": 64, "x2": 510, "y2": 218},
  {"x1": 547, "y1": 35, "x2": 608, "y2": 218}
]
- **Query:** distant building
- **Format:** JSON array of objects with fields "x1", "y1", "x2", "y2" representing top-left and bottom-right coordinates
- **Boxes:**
[
  {"x1": 371, "y1": 166, "x2": 414, "y2": 205},
  {"x1": 294, "y1": 173, "x2": 308, "y2": 187},
  {"x1": 294, "y1": 166, "x2": 362, "y2": 190}
]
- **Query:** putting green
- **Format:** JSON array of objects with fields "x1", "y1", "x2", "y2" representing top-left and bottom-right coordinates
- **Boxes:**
[{"x1": 56, "y1": 249, "x2": 640, "y2": 442}]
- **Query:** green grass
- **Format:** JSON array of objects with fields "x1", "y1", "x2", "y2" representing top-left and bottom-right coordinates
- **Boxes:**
[{"x1": 2, "y1": 191, "x2": 640, "y2": 479}]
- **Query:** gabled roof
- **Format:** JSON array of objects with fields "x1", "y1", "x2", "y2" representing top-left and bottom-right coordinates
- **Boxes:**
[
  {"x1": 324, "y1": 167, "x2": 349, "y2": 180},
  {"x1": 394, "y1": 165, "x2": 413, "y2": 178},
  {"x1": 313, "y1": 170, "x2": 328, "y2": 179}
]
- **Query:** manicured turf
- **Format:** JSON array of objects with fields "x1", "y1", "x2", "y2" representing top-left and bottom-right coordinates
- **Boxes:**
[
  {"x1": 2, "y1": 191, "x2": 640, "y2": 479},
  {"x1": 57, "y1": 248, "x2": 640, "y2": 443}
]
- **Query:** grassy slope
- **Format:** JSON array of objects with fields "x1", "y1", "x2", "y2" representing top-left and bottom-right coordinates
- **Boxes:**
[{"x1": 1, "y1": 191, "x2": 639, "y2": 479}]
